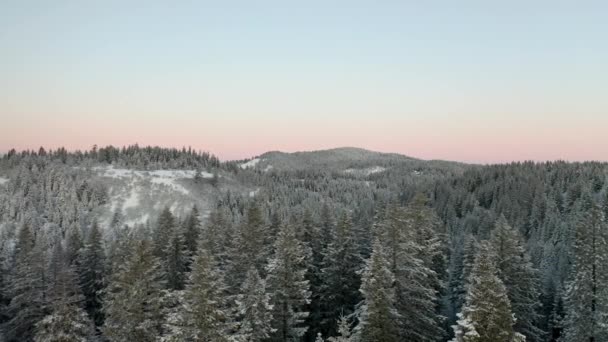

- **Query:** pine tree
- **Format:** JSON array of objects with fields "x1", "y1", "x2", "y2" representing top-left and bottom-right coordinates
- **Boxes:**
[
  {"x1": 266, "y1": 222, "x2": 311, "y2": 341},
  {"x1": 78, "y1": 221, "x2": 106, "y2": 327},
  {"x1": 451, "y1": 242, "x2": 521, "y2": 342},
  {"x1": 320, "y1": 212, "x2": 361, "y2": 336},
  {"x1": 561, "y1": 202, "x2": 608, "y2": 342},
  {"x1": 166, "y1": 242, "x2": 230, "y2": 341},
  {"x1": 355, "y1": 239, "x2": 400, "y2": 342},
  {"x1": 3, "y1": 224, "x2": 48, "y2": 342},
  {"x1": 490, "y1": 215, "x2": 545, "y2": 341},
  {"x1": 103, "y1": 239, "x2": 166, "y2": 341},
  {"x1": 234, "y1": 267, "x2": 274, "y2": 341}
]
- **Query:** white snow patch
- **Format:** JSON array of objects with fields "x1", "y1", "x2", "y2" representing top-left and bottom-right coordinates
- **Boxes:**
[
  {"x1": 0, "y1": 177, "x2": 8, "y2": 185},
  {"x1": 122, "y1": 190, "x2": 140, "y2": 210},
  {"x1": 249, "y1": 188, "x2": 260, "y2": 198},
  {"x1": 126, "y1": 213, "x2": 149, "y2": 227},
  {"x1": 344, "y1": 166, "x2": 386, "y2": 176},
  {"x1": 263, "y1": 165, "x2": 274, "y2": 172},
  {"x1": 240, "y1": 158, "x2": 260, "y2": 169},
  {"x1": 98, "y1": 166, "x2": 212, "y2": 180}
]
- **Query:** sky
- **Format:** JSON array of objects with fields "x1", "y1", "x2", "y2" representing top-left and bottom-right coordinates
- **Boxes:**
[{"x1": 1, "y1": 1, "x2": 607, "y2": 163}]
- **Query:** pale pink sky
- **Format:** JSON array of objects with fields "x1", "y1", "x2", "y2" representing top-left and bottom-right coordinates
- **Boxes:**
[
  {"x1": 1, "y1": 111, "x2": 606, "y2": 163},
  {"x1": 2, "y1": 1, "x2": 607, "y2": 163}
]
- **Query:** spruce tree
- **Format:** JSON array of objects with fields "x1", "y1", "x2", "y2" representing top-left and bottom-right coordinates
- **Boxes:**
[
  {"x1": 78, "y1": 221, "x2": 106, "y2": 327},
  {"x1": 355, "y1": 239, "x2": 400, "y2": 342},
  {"x1": 34, "y1": 304, "x2": 93, "y2": 342},
  {"x1": 376, "y1": 204, "x2": 444, "y2": 340},
  {"x1": 163, "y1": 227, "x2": 188, "y2": 291},
  {"x1": 328, "y1": 315, "x2": 354, "y2": 342},
  {"x1": 266, "y1": 222, "x2": 311, "y2": 341},
  {"x1": 34, "y1": 242, "x2": 93, "y2": 342},
  {"x1": 237, "y1": 202, "x2": 269, "y2": 275},
  {"x1": 451, "y1": 242, "x2": 522, "y2": 342},
  {"x1": 103, "y1": 239, "x2": 166, "y2": 341},
  {"x1": 65, "y1": 223, "x2": 83, "y2": 267},
  {"x1": 182, "y1": 205, "x2": 201, "y2": 257},
  {"x1": 234, "y1": 267, "x2": 274, "y2": 341},
  {"x1": 320, "y1": 212, "x2": 361, "y2": 336},
  {"x1": 153, "y1": 207, "x2": 176, "y2": 259},
  {"x1": 490, "y1": 215, "x2": 545, "y2": 341},
  {"x1": 166, "y1": 241, "x2": 230, "y2": 341},
  {"x1": 301, "y1": 209, "x2": 325, "y2": 340},
  {"x1": 561, "y1": 202, "x2": 608, "y2": 342},
  {"x1": 4, "y1": 224, "x2": 48, "y2": 342},
  {"x1": 202, "y1": 206, "x2": 232, "y2": 266}
]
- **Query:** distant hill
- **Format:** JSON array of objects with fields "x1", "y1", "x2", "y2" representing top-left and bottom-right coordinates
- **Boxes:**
[{"x1": 238, "y1": 147, "x2": 468, "y2": 175}]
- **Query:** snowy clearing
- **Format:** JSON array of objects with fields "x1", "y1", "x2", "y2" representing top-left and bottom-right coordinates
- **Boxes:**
[
  {"x1": 97, "y1": 166, "x2": 213, "y2": 180},
  {"x1": 343, "y1": 166, "x2": 386, "y2": 176},
  {"x1": 240, "y1": 158, "x2": 260, "y2": 169},
  {"x1": 0, "y1": 177, "x2": 8, "y2": 185}
]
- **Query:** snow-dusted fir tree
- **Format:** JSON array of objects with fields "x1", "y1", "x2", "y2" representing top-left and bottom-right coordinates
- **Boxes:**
[
  {"x1": 234, "y1": 266, "x2": 274, "y2": 341},
  {"x1": 355, "y1": 239, "x2": 400, "y2": 342},
  {"x1": 78, "y1": 220, "x2": 106, "y2": 327},
  {"x1": 266, "y1": 222, "x2": 311, "y2": 341},
  {"x1": 3, "y1": 224, "x2": 48, "y2": 341},
  {"x1": 451, "y1": 242, "x2": 523, "y2": 342},
  {"x1": 561, "y1": 201, "x2": 608, "y2": 342},
  {"x1": 162, "y1": 227, "x2": 188, "y2": 291},
  {"x1": 181, "y1": 205, "x2": 201, "y2": 258},
  {"x1": 449, "y1": 234, "x2": 477, "y2": 322},
  {"x1": 64, "y1": 223, "x2": 83, "y2": 267},
  {"x1": 376, "y1": 204, "x2": 443, "y2": 340},
  {"x1": 231, "y1": 202, "x2": 270, "y2": 284},
  {"x1": 153, "y1": 207, "x2": 176, "y2": 259},
  {"x1": 165, "y1": 242, "x2": 230, "y2": 341},
  {"x1": 402, "y1": 194, "x2": 447, "y2": 311},
  {"x1": 201, "y1": 206, "x2": 232, "y2": 267},
  {"x1": 300, "y1": 209, "x2": 325, "y2": 339},
  {"x1": 34, "y1": 242, "x2": 93, "y2": 342},
  {"x1": 320, "y1": 212, "x2": 361, "y2": 335},
  {"x1": 490, "y1": 215, "x2": 545, "y2": 341},
  {"x1": 103, "y1": 239, "x2": 166, "y2": 341},
  {"x1": 327, "y1": 315, "x2": 354, "y2": 342}
]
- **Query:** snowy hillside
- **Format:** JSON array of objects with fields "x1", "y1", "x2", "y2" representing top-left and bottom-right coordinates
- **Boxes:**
[{"x1": 89, "y1": 166, "x2": 244, "y2": 228}]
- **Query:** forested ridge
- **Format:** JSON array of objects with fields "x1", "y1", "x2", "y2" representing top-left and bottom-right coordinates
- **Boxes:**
[{"x1": 0, "y1": 146, "x2": 607, "y2": 341}]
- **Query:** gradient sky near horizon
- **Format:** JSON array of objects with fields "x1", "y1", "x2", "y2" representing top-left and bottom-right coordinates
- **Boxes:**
[{"x1": 1, "y1": 1, "x2": 607, "y2": 163}]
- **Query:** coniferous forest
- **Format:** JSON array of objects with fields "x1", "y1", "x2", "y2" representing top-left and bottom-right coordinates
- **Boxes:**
[{"x1": 0, "y1": 145, "x2": 607, "y2": 342}]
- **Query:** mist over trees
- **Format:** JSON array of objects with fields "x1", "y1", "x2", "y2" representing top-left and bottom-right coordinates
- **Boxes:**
[{"x1": 0, "y1": 145, "x2": 607, "y2": 341}]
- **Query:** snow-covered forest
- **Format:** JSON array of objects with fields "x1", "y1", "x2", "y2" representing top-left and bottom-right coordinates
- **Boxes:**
[{"x1": 0, "y1": 145, "x2": 607, "y2": 342}]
